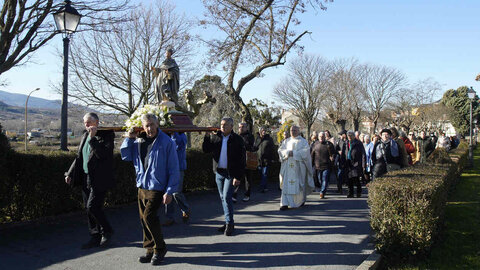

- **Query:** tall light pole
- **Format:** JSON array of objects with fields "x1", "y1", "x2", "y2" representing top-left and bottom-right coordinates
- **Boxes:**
[
  {"x1": 467, "y1": 86, "x2": 476, "y2": 167},
  {"x1": 24, "y1": 88, "x2": 40, "y2": 152},
  {"x1": 53, "y1": 0, "x2": 81, "y2": 151}
]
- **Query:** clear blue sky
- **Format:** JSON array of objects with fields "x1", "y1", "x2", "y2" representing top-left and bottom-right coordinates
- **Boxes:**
[{"x1": 2, "y1": 0, "x2": 479, "y2": 104}]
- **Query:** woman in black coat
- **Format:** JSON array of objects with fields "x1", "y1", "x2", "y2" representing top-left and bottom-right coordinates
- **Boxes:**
[{"x1": 345, "y1": 131, "x2": 366, "y2": 198}]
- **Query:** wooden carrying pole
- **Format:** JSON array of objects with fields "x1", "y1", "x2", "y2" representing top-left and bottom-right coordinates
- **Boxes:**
[{"x1": 98, "y1": 126, "x2": 219, "y2": 133}]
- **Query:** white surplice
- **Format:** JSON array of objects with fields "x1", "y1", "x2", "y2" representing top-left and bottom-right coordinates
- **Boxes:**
[{"x1": 278, "y1": 136, "x2": 314, "y2": 208}]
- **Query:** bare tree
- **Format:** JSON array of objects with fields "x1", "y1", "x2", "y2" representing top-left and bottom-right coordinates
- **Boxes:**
[
  {"x1": 390, "y1": 78, "x2": 441, "y2": 132},
  {"x1": 68, "y1": 1, "x2": 197, "y2": 116},
  {"x1": 324, "y1": 58, "x2": 366, "y2": 131},
  {"x1": 0, "y1": 0, "x2": 130, "y2": 76},
  {"x1": 363, "y1": 64, "x2": 406, "y2": 132},
  {"x1": 273, "y1": 55, "x2": 330, "y2": 138},
  {"x1": 323, "y1": 61, "x2": 348, "y2": 131},
  {"x1": 200, "y1": 0, "x2": 332, "y2": 130}
]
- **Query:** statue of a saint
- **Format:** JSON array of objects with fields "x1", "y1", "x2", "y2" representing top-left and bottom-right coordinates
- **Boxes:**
[{"x1": 152, "y1": 48, "x2": 180, "y2": 104}]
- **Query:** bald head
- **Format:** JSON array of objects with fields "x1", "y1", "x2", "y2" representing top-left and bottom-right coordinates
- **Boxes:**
[{"x1": 290, "y1": 125, "x2": 300, "y2": 138}]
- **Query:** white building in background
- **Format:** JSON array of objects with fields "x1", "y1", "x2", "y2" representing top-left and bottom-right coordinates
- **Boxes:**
[{"x1": 281, "y1": 109, "x2": 302, "y2": 126}]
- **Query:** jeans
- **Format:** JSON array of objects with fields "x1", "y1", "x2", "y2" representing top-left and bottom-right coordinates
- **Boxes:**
[
  {"x1": 215, "y1": 170, "x2": 235, "y2": 224},
  {"x1": 318, "y1": 169, "x2": 330, "y2": 194},
  {"x1": 166, "y1": 171, "x2": 190, "y2": 219},
  {"x1": 259, "y1": 166, "x2": 269, "y2": 190}
]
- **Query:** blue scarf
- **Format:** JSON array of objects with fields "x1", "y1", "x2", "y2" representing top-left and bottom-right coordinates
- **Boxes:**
[{"x1": 347, "y1": 139, "x2": 360, "y2": 160}]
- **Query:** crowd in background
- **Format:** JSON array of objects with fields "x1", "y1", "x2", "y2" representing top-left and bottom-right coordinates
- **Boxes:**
[{"x1": 308, "y1": 127, "x2": 461, "y2": 199}]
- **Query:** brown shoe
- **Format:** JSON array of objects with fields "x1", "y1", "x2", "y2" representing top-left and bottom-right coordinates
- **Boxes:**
[{"x1": 319, "y1": 193, "x2": 324, "y2": 199}]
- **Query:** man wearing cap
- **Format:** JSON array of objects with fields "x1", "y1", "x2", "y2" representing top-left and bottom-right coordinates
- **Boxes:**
[
  {"x1": 335, "y1": 130, "x2": 348, "y2": 194},
  {"x1": 372, "y1": 128, "x2": 401, "y2": 179}
]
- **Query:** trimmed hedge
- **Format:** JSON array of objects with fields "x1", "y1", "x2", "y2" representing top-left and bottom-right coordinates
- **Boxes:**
[
  {"x1": 0, "y1": 148, "x2": 281, "y2": 224},
  {"x1": 368, "y1": 142, "x2": 469, "y2": 263}
]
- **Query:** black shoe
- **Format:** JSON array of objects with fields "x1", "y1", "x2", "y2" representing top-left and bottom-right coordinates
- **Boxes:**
[
  {"x1": 138, "y1": 252, "x2": 153, "y2": 263},
  {"x1": 232, "y1": 197, "x2": 237, "y2": 203},
  {"x1": 81, "y1": 236, "x2": 101, "y2": 249},
  {"x1": 100, "y1": 232, "x2": 113, "y2": 247},
  {"x1": 217, "y1": 224, "x2": 226, "y2": 233},
  {"x1": 356, "y1": 193, "x2": 362, "y2": 198},
  {"x1": 280, "y1": 205, "x2": 288, "y2": 211},
  {"x1": 224, "y1": 224, "x2": 234, "y2": 236},
  {"x1": 151, "y1": 249, "x2": 167, "y2": 265},
  {"x1": 347, "y1": 194, "x2": 354, "y2": 198}
]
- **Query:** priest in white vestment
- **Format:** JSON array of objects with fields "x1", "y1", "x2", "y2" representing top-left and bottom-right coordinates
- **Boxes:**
[{"x1": 278, "y1": 125, "x2": 314, "y2": 210}]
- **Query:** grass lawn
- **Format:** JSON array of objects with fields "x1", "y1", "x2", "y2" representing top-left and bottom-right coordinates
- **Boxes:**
[{"x1": 391, "y1": 147, "x2": 480, "y2": 270}]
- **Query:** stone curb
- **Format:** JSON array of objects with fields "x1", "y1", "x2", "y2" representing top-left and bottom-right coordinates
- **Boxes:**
[{"x1": 356, "y1": 250, "x2": 382, "y2": 270}]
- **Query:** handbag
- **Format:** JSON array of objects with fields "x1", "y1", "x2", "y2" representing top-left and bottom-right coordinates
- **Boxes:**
[{"x1": 246, "y1": 151, "x2": 258, "y2": 170}]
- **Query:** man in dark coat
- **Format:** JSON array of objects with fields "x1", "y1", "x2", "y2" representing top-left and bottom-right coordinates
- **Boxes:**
[
  {"x1": 372, "y1": 129, "x2": 401, "y2": 179},
  {"x1": 65, "y1": 113, "x2": 115, "y2": 249},
  {"x1": 233, "y1": 122, "x2": 256, "y2": 202},
  {"x1": 311, "y1": 131, "x2": 335, "y2": 199},
  {"x1": 254, "y1": 126, "x2": 275, "y2": 193},
  {"x1": 345, "y1": 131, "x2": 366, "y2": 198},
  {"x1": 416, "y1": 131, "x2": 435, "y2": 164},
  {"x1": 203, "y1": 117, "x2": 246, "y2": 236}
]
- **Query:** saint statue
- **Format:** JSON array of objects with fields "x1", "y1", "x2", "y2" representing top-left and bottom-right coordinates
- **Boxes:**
[
  {"x1": 278, "y1": 125, "x2": 314, "y2": 209},
  {"x1": 152, "y1": 48, "x2": 180, "y2": 104}
]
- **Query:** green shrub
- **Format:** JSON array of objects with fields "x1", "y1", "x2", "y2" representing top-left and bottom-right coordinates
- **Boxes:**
[
  {"x1": 368, "y1": 142, "x2": 469, "y2": 264},
  {"x1": 0, "y1": 147, "x2": 282, "y2": 224}
]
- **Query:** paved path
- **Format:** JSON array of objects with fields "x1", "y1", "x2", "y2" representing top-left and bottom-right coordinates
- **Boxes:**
[{"x1": 0, "y1": 185, "x2": 372, "y2": 270}]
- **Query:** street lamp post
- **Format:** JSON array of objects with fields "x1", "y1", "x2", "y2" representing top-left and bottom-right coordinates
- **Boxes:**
[
  {"x1": 467, "y1": 87, "x2": 476, "y2": 167},
  {"x1": 53, "y1": 0, "x2": 81, "y2": 151},
  {"x1": 24, "y1": 88, "x2": 40, "y2": 152}
]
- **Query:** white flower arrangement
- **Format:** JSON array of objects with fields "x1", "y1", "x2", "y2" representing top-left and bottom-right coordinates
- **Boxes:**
[{"x1": 124, "y1": 104, "x2": 172, "y2": 131}]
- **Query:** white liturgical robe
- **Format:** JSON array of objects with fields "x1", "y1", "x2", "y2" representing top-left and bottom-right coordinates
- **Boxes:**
[{"x1": 278, "y1": 136, "x2": 314, "y2": 208}]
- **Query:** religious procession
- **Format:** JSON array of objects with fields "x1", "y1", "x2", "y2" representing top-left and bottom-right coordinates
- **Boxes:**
[{"x1": 59, "y1": 48, "x2": 459, "y2": 267}]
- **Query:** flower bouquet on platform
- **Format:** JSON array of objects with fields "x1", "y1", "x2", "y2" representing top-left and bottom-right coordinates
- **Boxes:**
[{"x1": 99, "y1": 103, "x2": 219, "y2": 133}]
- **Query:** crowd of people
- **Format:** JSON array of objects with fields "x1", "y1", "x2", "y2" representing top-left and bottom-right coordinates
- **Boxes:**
[
  {"x1": 64, "y1": 112, "x2": 459, "y2": 265},
  {"x1": 307, "y1": 127, "x2": 461, "y2": 200}
]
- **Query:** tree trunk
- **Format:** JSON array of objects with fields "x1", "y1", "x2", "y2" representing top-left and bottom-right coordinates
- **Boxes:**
[{"x1": 336, "y1": 119, "x2": 346, "y2": 131}]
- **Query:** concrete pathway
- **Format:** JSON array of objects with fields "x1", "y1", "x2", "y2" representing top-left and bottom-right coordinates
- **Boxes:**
[{"x1": 0, "y1": 185, "x2": 373, "y2": 270}]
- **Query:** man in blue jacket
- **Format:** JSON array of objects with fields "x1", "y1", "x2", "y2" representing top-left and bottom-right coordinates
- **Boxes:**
[
  {"x1": 164, "y1": 132, "x2": 191, "y2": 225},
  {"x1": 121, "y1": 113, "x2": 179, "y2": 265}
]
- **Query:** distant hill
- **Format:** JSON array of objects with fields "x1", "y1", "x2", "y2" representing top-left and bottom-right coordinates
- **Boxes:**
[{"x1": 0, "y1": 90, "x2": 61, "y2": 109}]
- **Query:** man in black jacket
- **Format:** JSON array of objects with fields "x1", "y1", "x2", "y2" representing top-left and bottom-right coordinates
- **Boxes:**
[
  {"x1": 233, "y1": 122, "x2": 255, "y2": 202},
  {"x1": 254, "y1": 126, "x2": 275, "y2": 193},
  {"x1": 203, "y1": 117, "x2": 246, "y2": 236},
  {"x1": 65, "y1": 113, "x2": 115, "y2": 249}
]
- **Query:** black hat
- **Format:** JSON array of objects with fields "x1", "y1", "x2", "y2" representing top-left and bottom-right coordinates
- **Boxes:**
[
  {"x1": 380, "y1": 128, "x2": 392, "y2": 135},
  {"x1": 338, "y1": 130, "x2": 347, "y2": 135}
]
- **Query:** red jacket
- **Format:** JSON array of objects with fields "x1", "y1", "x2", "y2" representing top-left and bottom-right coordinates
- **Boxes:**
[{"x1": 402, "y1": 137, "x2": 416, "y2": 165}]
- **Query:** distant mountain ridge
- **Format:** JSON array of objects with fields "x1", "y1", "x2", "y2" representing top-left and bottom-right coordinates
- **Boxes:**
[{"x1": 0, "y1": 90, "x2": 61, "y2": 110}]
